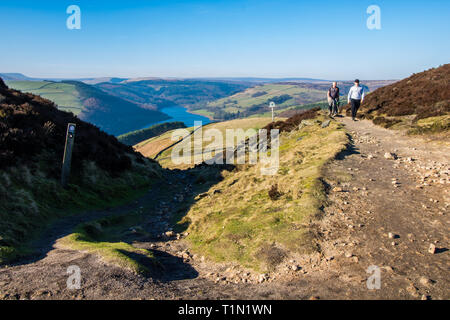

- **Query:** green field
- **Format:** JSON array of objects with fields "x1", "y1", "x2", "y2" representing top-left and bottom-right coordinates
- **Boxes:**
[
  {"x1": 135, "y1": 118, "x2": 274, "y2": 169},
  {"x1": 209, "y1": 84, "x2": 324, "y2": 109},
  {"x1": 191, "y1": 83, "x2": 328, "y2": 120},
  {"x1": 6, "y1": 81, "x2": 84, "y2": 115}
]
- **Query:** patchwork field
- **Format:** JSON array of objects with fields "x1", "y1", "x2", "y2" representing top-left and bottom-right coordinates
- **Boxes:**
[
  {"x1": 4, "y1": 80, "x2": 169, "y2": 136},
  {"x1": 6, "y1": 81, "x2": 84, "y2": 115},
  {"x1": 191, "y1": 83, "x2": 326, "y2": 120}
]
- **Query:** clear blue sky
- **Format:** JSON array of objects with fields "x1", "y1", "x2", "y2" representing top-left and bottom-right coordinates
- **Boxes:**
[{"x1": 0, "y1": 0, "x2": 449, "y2": 80}]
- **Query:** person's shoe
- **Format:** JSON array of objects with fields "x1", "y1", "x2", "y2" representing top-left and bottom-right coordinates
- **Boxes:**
[{"x1": 352, "y1": 117, "x2": 356, "y2": 121}]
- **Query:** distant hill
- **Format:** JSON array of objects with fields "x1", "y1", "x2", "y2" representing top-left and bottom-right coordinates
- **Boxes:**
[
  {"x1": 0, "y1": 78, "x2": 163, "y2": 262},
  {"x1": 81, "y1": 77, "x2": 128, "y2": 85},
  {"x1": 95, "y1": 79, "x2": 251, "y2": 110},
  {"x1": 118, "y1": 121, "x2": 186, "y2": 146},
  {"x1": 353, "y1": 64, "x2": 450, "y2": 134},
  {"x1": 190, "y1": 77, "x2": 330, "y2": 83},
  {"x1": 0, "y1": 73, "x2": 38, "y2": 81},
  {"x1": 5, "y1": 80, "x2": 170, "y2": 136},
  {"x1": 192, "y1": 80, "x2": 396, "y2": 121},
  {"x1": 193, "y1": 83, "x2": 326, "y2": 120}
]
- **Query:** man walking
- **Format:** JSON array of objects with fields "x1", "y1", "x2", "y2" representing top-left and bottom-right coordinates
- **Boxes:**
[
  {"x1": 347, "y1": 79, "x2": 365, "y2": 121},
  {"x1": 327, "y1": 82, "x2": 340, "y2": 116}
]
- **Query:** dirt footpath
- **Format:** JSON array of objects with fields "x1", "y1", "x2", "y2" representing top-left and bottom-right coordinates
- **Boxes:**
[
  {"x1": 0, "y1": 117, "x2": 448, "y2": 300},
  {"x1": 318, "y1": 117, "x2": 449, "y2": 300}
]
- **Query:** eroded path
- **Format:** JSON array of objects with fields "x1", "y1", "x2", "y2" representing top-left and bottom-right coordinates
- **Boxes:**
[
  {"x1": 318, "y1": 118, "x2": 449, "y2": 300},
  {"x1": 0, "y1": 117, "x2": 448, "y2": 300}
]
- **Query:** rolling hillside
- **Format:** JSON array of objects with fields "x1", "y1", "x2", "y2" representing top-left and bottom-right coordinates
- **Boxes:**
[
  {"x1": 191, "y1": 80, "x2": 395, "y2": 121},
  {"x1": 0, "y1": 78, "x2": 164, "y2": 263},
  {"x1": 117, "y1": 121, "x2": 186, "y2": 146},
  {"x1": 351, "y1": 64, "x2": 450, "y2": 135},
  {"x1": 95, "y1": 79, "x2": 251, "y2": 111},
  {"x1": 177, "y1": 110, "x2": 349, "y2": 271},
  {"x1": 135, "y1": 118, "x2": 274, "y2": 166},
  {"x1": 5, "y1": 80, "x2": 170, "y2": 136}
]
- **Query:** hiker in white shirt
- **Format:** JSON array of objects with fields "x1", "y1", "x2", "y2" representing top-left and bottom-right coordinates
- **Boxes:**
[{"x1": 347, "y1": 79, "x2": 365, "y2": 121}]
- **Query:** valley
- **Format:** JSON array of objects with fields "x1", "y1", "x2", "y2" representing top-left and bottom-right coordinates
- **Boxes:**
[
  {"x1": 5, "y1": 80, "x2": 170, "y2": 136},
  {"x1": 0, "y1": 65, "x2": 448, "y2": 300},
  {"x1": 1, "y1": 113, "x2": 448, "y2": 300}
]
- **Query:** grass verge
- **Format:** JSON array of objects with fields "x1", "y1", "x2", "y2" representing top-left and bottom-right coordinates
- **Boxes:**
[
  {"x1": 0, "y1": 156, "x2": 162, "y2": 264},
  {"x1": 59, "y1": 213, "x2": 160, "y2": 274},
  {"x1": 178, "y1": 115, "x2": 349, "y2": 272}
]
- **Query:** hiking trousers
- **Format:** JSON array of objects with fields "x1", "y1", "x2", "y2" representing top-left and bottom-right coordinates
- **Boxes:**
[
  {"x1": 351, "y1": 99, "x2": 361, "y2": 119},
  {"x1": 331, "y1": 99, "x2": 339, "y2": 114}
]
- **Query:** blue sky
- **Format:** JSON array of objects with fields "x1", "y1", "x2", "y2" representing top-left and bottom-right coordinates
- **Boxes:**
[{"x1": 0, "y1": 0, "x2": 449, "y2": 79}]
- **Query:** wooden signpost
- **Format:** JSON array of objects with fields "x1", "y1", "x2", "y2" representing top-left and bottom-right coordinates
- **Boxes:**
[{"x1": 61, "y1": 123, "x2": 76, "y2": 188}]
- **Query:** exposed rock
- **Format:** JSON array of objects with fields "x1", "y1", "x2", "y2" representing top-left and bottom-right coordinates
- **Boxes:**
[
  {"x1": 428, "y1": 244, "x2": 436, "y2": 254},
  {"x1": 165, "y1": 231, "x2": 175, "y2": 238},
  {"x1": 419, "y1": 277, "x2": 432, "y2": 286},
  {"x1": 195, "y1": 193, "x2": 209, "y2": 200},
  {"x1": 388, "y1": 232, "x2": 399, "y2": 239},
  {"x1": 300, "y1": 120, "x2": 313, "y2": 127},
  {"x1": 258, "y1": 274, "x2": 269, "y2": 283},
  {"x1": 321, "y1": 120, "x2": 331, "y2": 128},
  {"x1": 384, "y1": 152, "x2": 398, "y2": 160},
  {"x1": 291, "y1": 265, "x2": 301, "y2": 271},
  {"x1": 406, "y1": 284, "x2": 420, "y2": 298}
]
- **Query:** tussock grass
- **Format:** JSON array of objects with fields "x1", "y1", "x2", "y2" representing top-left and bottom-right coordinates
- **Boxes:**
[
  {"x1": 0, "y1": 158, "x2": 161, "y2": 264},
  {"x1": 59, "y1": 213, "x2": 159, "y2": 274},
  {"x1": 179, "y1": 116, "x2": 349, "y2": 272},
  {"x1": 408, "y1": 115, "x2": 450, "y2": 135}
]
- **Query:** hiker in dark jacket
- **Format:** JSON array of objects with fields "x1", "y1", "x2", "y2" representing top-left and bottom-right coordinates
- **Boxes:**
[
  {"x1": 347, "y1": 79, "x2": 365, "y2": 121},
  {"x1": 327, "y1": 82, "x2": 340, "y2": 116}
]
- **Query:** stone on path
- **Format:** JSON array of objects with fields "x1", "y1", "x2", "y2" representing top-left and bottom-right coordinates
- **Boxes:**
[
  {"x1": 321, "y1": 120, "x2": 331, "y2": 128},
  {"x1": 384, "y1": 152, "x2": 398, "y2": 160},
  {"x1": 428, "y1": 244, "x2": 436, "y2": 254}
]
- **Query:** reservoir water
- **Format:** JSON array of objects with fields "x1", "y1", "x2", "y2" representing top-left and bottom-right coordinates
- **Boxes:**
[{"x1": 144, "y1": 106, "x2": 211, "y2": 129}]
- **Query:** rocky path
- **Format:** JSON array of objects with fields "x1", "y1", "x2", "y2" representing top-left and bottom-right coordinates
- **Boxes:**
[
  {"x1": 318, "y1": 117, "x2": 449, "y2": 300},
  {"x1": 0, "y1": 117, "x2": 448, "y2": 300}
]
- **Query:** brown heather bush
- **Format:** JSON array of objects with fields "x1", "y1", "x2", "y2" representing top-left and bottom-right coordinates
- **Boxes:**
[
  {"x1": 0, "y1": 78, "x2": 150, "y2": 177},
  {"x1": 357, "y1": 64, "x2": 450, "y2": 121},
  {"x1": 263, "y1": 107, "x2": 320, "y2": 133},
  {"x1": 268, "y1": 184, "x2": 282, "y2": 201}
]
